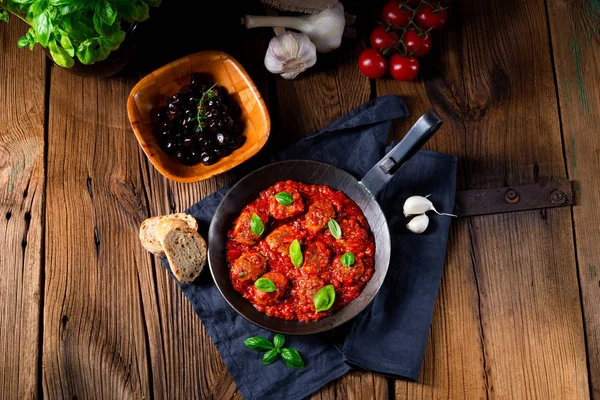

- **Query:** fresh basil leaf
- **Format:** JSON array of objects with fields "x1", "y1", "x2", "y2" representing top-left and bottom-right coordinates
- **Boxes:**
[
  {"x1": 97, "y1": 30, "x2": 125, "y2": 51},
  {"x1": 328, "y1": 218, "x2": 341, "y2": 239},
  {"x1": 273, "y1": 333, "x2": 285, "y2": 349},
  {"x1": 76, "y1": 43, "x2": 95, "y2": 65},
  {"x1": 275, "y1": 192, "x2": 293, "y2": 206},
  {"x1": 17, "y1": 36, "x2": 30, "y2": 48},
  {"x1": 0, "y1": 11, "x2": 9, "y2": 23},
  {"x1": 244, "y1": 336, "x2": 273, "y2": 351},
  {"x1": 289, "y1": 239, "x2": 302, "y2": 267},
  {"x1": 48, "y1": 38, "x2": 74, "y2": 68},
  {"x1": 95, "y1": 0, "x2": 116, "y2": 25},
  {"x1": 92, "y1": 13, "x2": 106, "y2": 35},
  {"x1": 341, "y1": 252, "x2": 355, "y2": 267},
  {"x1": 250, "y1": 213, "x2": 264, "y2": 236},
  {"x1": 280, "y1": 348, "x2": 305, "y2": 369},
  {"x1": 254, "y1": 278, "x2": 276, "y2": 293},
  {"x1": 33, "y1": 11, "x2": 51, "y2": 47},
  {"x1": 262, "y1": 348, "x2": 278, "y2": 365},
  {"x1": 313, "y1": 285, "x2": 335, "y2": 312},
  {"x1": 58, "y1": 33, "x2": 74, "y2": 56}
]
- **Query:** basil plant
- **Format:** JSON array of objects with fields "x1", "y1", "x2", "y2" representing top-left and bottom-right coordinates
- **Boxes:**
[{"x1": 0, "y1": 0, "x2": 161, "y2": 68}]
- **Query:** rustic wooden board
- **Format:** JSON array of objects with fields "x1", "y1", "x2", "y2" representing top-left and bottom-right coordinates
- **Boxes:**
[
  {"x1": 0, "y1": 20, "x2": 47, "y2": 399},
  {"x1": 546, "y1": 0, "x2": 600, "y2": 397},
  {"x1": 42, "y1": 70, "x2": 156, "y2": 398},
  {"x1": 378, "y1": 0, "x2": 590, "y2": 398}
]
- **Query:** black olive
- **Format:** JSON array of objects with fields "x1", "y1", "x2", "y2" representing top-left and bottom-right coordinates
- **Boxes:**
[
  {"x1": 229, "y1": 104, "x2": 242, "y2": 118},
  {"x1": 205, "y1": 107, "x2": 218, "y2": 119},
  {"x1": 208, "y1": 119, "x2": 222, "y2": 130},
  {"x1": 229, "y1": 135, "x2": 246, "y2": 149},
  {"x1": 168, "y1": 94, "x2": 181, "y2": 106},
  {"x1": 207, "y1": 98, "x2": 220, "y2": 107},
  {"x1": 214, "y1": 147, "x2": 232, "y2": 158},
  {"x1": 163, "y1": 141, "x2": 175, "y2": 151},
  {"x1": 201, "y1": 152, "x2": 217, "y2": 166},
  {"x1": 190, "y1": 73, "x2": 204, "y2": 90},
  {"x1": 216, "y1": 132, "x2": 230, "y2": 145},
  {"x1": 222, "y1": 116, "x2": 234, "y2": 131},
  {"x1": 182, "y1": 136, "x2": 196, "y2": 148},
  {"x1": 233, "y1": 121, "x2": 244, "y2": 134}
]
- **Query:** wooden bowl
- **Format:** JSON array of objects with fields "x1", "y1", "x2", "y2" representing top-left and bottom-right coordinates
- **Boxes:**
[{"x1": 127, "y1": 51, "x2": 270, "y2": 183}]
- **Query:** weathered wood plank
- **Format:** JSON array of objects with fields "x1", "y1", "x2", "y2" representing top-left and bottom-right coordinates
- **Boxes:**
[
  {"x1": 378, "y1": 0, "x2": 589, "y2": 397},
  {"x1": 546, "y1": 0, "x2": 600, "y2": 397},
  {"x1": 0, "y1": 20, "x2": 47, "y2": 400},
  {"x1": 43, "y1": 70, "x2": 156, "y2": 398}
]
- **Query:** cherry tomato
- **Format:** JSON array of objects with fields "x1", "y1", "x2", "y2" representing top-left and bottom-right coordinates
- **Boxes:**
[
  {"x1": 402, "y1": 28, "x2": 432, "y2": 57},
  {"x1": 370, "y1": 26, "x2": 399, "y2": 53},
  {"x1": 358, "y1": 49, "x2": 388, "y2": 79},
  {"x1": 416, "y1": 2, "x2": 448, "y2": 31},
  {"x1": 381, "y1": 1, "x2": 413, "y2": 28},
  {"x1": 389, "y1": 54, "x2": 420, "y2": 81}
]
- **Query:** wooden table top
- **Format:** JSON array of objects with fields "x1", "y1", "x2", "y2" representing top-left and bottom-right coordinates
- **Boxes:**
[{"x1": 1, "y1": 0, "x2": 598, "y2": 399}]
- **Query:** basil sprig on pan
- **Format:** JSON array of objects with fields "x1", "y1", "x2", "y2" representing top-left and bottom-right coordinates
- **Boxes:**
[
  {"x1": 328, "y1": 218, "x2": 342, "y2": 239},
  {"x1": 244, "y1": 334, "x2": 305, "y2": 368},
  {"x1": 250, "y1": 213, "x2": 264, "y2": 236},
  {"x1": 314, "y1": 285, "x2": 335, "y2": 312},
  {"x1": 254, "y1": 278, "x2": 276, "y2": 293},
  {"x1": 275, "y1": 192, "x2": 294, "y2": 206},
  {"x1": 341, "y1": 252, "x2": 355, "y2": 267},
  {"x1": 289, "y1": 239, "x2": 303, "y2": 267}
]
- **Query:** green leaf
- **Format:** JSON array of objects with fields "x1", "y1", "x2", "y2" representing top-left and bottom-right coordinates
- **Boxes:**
[
  {"x1": 262, "y1": 348, "x2": 278, "y2": 365},
  {"x1": 273, "y1": 333, "x2": 285, "y2": 349},
  {"x1": 92, "y1": 13, "x2": 106, "y2": 35},
  {"x1": 289, "y1": 239, "x2": 302, "y2": 267},
  {"x1": 341, "y1": 252, "x2": 355, "y2": 267},
  {"x1": 328, "y1": 218, "x2": 341, "y2": 239},
  {"x1": 97, "y1": 29, "x2": 125, "y2": 51},
  {"x1": 76, "y1": 42, "x2": 95, "y2": 65},
  {"x1": 144, "y1": 0, "x2": 161, "y2": 7},
  {"x1": 280, "y1": 348, "x2": 305, "y2": 369},
  {"x1": 17, "y1": 36, "x2": 30, "y2": 48},
  {"x1": 58, "y1": 33, "x2": 74, "y2": 56},
  {"x1": 0, "y1": 11, "x2": 9, "y2": 23},
  {"x1": 275, "y1": 192, "x2": 293, "y2": 206},
  {"x1": 33, "y1": 11, "x2": 51, "y2": 47},
  {"x1": 313, "y1": 285, "x2": 335, "y2": 312},
  {"x1": 244, "y1": 336, "x2": 274, "y2": 352},
  {"x1": 95, "y1": 0, "x2": 116, "y2": 25},
  {"x1": 250, "y1": 213, "x2": 264, "y2": 236},
  {"x1": 254, "y1": 278, "x2": 276, "y2": 293},
  {"x1": 48, "y1": 38, "x2": 74, "y2": 68}
]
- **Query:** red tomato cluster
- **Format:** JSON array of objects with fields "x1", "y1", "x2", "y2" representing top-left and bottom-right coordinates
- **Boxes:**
[{"x1": 358, "y1": 0, "x2": 448, "y2": 81}]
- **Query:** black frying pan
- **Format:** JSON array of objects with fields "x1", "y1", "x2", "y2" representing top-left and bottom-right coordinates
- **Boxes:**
[{"x1": 208, "y1": 110, "x2": 443, "y2": 334}]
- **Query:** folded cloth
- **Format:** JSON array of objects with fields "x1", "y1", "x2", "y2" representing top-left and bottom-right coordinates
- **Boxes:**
[{"x1": 161, "y1": 94, "x2": 458, "y2": 400}]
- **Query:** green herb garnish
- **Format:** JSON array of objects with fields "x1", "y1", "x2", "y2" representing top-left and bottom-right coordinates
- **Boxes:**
[
  {"x1": 341, "y1": 252, "x2": 355, "y2": 267},
  {"x1": 244, "y1": 334, "x2": 305, "y2": 369},
  {"x1": 254, "y1": 278, "x2": 276, "y2": 293},
  {"x1": 314, "y1": 285, "x2": 335, "y2": 312},
  {"x1": 250, "y1": 213, "x2": 264, "y2": 236},
  {"x1": 195, "y1": 82, "x2": 217, "y2": 132},
  {"x1": 289, "y1": 239, "x2": 303, "y2": 267},
  {"x1": 275, "y1": 192, "x2": 294, "y2": 206},
  {"x1": 328, "y1": 218, "x2": 342, "y2": 239}
]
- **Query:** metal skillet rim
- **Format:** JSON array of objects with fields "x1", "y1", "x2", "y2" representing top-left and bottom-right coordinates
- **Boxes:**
[{"x1": 207, "y1": 160, "x2": 391, "y2": 335}]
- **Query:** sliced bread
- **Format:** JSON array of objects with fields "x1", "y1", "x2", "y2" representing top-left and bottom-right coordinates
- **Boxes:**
[
  {"x1": 157, "y1": 224, "x2": 207, "y2": 284},
  {"x1": 139, "y1": 213, "x2": 198, "y2": 257}
]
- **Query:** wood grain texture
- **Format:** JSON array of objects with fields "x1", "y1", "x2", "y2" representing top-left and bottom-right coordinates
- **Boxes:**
[
  {"x1": 0, "y1": 20, "x2": 47, "y2": 400},
  {"x1": 546, "y1": 0, "x2": 600, "y2": 397},
  {"x1": 379, "y1": 0, "x2": 589, "y2": 398},
  {"x1": 43, "y1": 70, "x2": 156, "y2": 398}
]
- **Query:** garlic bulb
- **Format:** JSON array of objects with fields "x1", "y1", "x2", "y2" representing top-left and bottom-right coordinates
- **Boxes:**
[
  {"x1": 403, "y1": 195, "x2": 456, "y2": 217},
  {"x1": 264, "y1": 31, "x2": 317, "y2": 79},
  {"x1": 406, "y1": 214, "x2": 429, "y2": 234}
]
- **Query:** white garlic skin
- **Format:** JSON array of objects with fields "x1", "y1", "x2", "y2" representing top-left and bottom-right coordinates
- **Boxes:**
[
  {"x1": 264, "y1": 32, "x2": 317, "y2": 79},
  {"x1": 403, "y1": 195, "x2": 434, "y2": 217},
  {"x1": 406, "y1": 214, "x2": 429, "y2": 234}
]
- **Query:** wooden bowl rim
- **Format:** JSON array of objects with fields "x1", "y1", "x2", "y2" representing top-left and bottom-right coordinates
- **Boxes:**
[{"x1": 127, "y1": 50, "x2": 270, "y2": 183}]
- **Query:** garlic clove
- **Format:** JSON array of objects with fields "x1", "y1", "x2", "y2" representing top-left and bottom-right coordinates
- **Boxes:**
[
  {"x1": 264, "y1": 31, "x2": 317, "y2": 79},
  {"x1": 403, "y1": 195, "x2": 456, "y2": 217},
  {"x1": 406, "y1": 214, "x2": 429, "y2": 234}
]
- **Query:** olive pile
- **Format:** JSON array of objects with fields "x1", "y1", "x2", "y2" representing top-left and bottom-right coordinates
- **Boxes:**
[{"x1": 152, "y1": 73, "x2": 245, "y2": 166}]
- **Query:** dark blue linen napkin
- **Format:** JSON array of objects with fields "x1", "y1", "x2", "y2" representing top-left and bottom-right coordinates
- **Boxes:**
[{"x1": 161, "y1": 95, "x2": 457, "y2": 399}]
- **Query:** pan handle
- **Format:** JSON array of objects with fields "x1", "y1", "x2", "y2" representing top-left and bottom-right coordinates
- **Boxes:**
[{"x1": 359, "y1": 109, "x2": 443, "y2": 196}]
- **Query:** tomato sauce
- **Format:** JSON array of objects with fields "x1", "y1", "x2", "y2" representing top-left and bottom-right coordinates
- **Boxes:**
[{"x1": 226, "y1": 180, "x2": 375, "y2": 322}]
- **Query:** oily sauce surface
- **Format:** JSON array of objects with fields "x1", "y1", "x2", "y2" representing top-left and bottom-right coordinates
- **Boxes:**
[{"x1": 226, "y1": 180, "x2": 375, "y2": 322}]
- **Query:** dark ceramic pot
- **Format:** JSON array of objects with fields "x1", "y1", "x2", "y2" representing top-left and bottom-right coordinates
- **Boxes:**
[{"x1": 47, "y1": 23, "x2": 139, "y2": 78}]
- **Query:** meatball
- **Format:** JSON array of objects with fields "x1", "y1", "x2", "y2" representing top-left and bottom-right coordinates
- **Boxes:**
[
  {"x1": 268, "y1": 188, "x2": 304, "y2": 220},
  {"x1": 231, "y1": 252, "x2": 267, "y2": 283},
  {"x1": 294, "y1": 276, "x2": 326, "y2": 313},
  {"x1": 265, "y1": 224, "x2": 297, "y2": 255},
  {"x1": 305, "y1": 200, "x2": 335, "y2": 232},
  {"x1": 254, "y1": 271, "x2": 289, "y2": 305},
  {"x1": 331, "y1": 255, "x2": 366, "y2": 286},
  {"x1": 233, "y1": 210, "x2": 268, "y2": 245},
  {"x1": 338, "y1": 217, "x2": 370, "y2": 253},
  {"x1": 302, "y1": 241, "x2": 331, "y2": 276}
]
